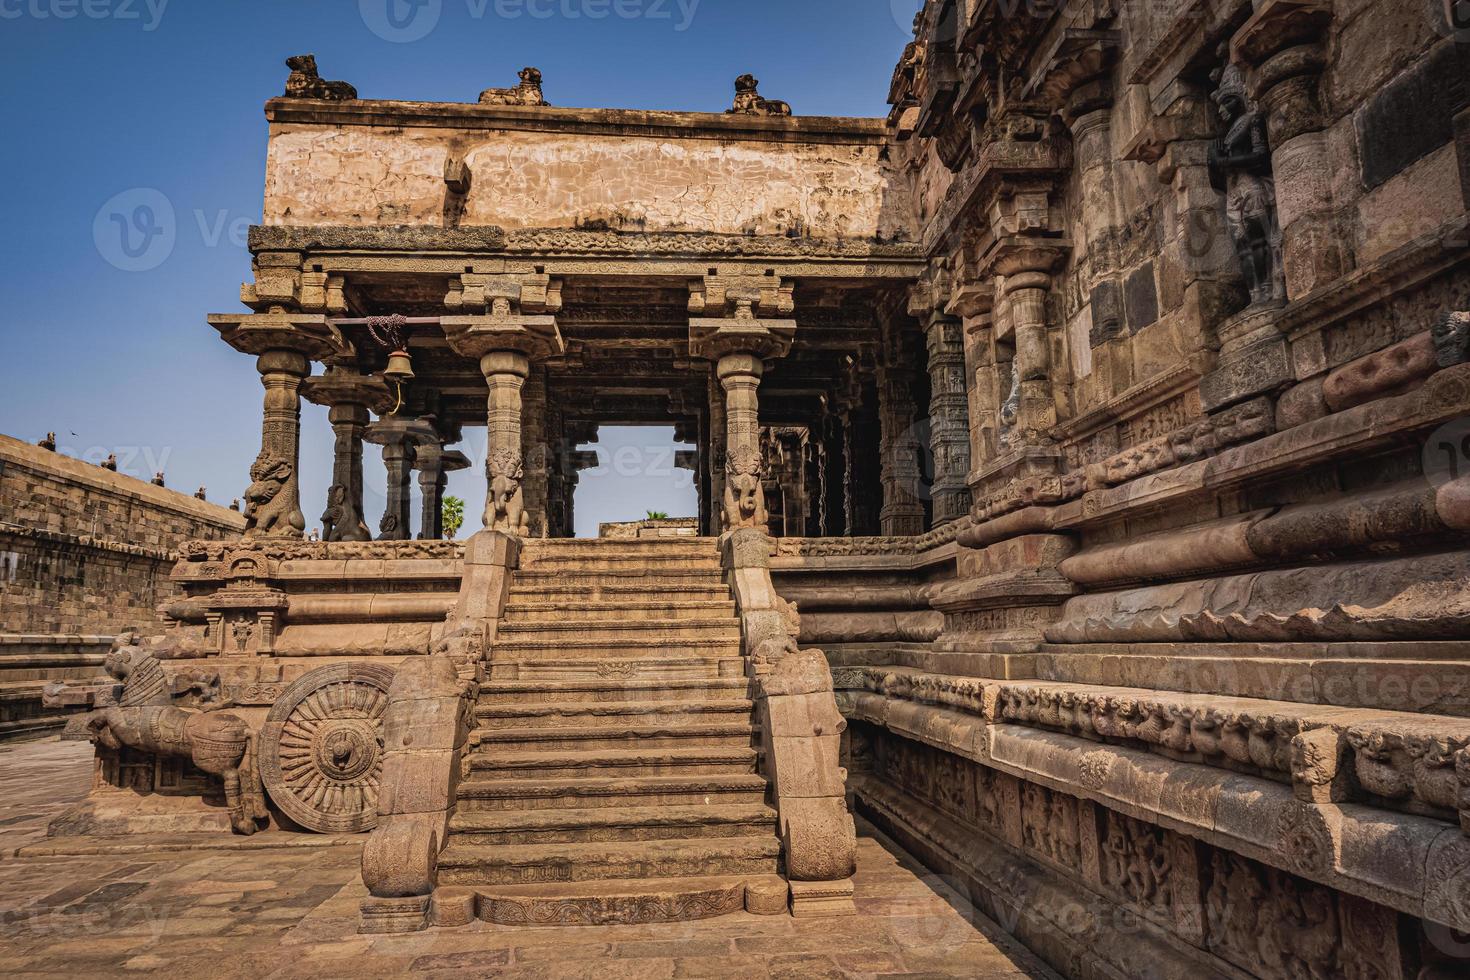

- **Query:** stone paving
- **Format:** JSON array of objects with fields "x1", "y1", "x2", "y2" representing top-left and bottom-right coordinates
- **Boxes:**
[{"x1": 0, "y1": 738, "x2": 1056, "y2": 979}]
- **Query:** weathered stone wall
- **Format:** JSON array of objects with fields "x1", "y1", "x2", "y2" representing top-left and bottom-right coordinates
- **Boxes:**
[
  {"x1": 0, "y1": 433, "x2": 244, "y2": 738},
  {"x1": 0, "y1": 434, "x2": 245, "y2": 634},
  {"x1": 263, "y1": 103, "x2": 913, "y2": 241}
]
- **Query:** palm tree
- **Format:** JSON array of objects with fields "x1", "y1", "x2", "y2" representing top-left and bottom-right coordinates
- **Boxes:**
[
  {"x1": 646, "y1": 510, "x2": 670, "y2": 520},
  {"x1": 442, "y1": 496, "x2": 465, "y2": 539}
]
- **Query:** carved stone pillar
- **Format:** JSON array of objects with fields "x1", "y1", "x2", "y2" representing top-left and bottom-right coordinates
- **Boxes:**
[
  {"x1": 923, "y1": 313, "x2": 972, "y2": 526},
  {"x1": 303, "y1": 367, "x2": 392, "y2": 543},
  {"x1": 877, "y1": 307, "x2": 927, "y2": 537},
  {"x1": 209, "y1": 313, "x2": 347, "y2": 540},
  {"x1": 414, "y1": 444, "x2": 470, "y2": 541},
  {"x1": 993, "y1": 243, "x2": 1069, "y2": 447},
  {"x1": 443, "y1": 277, "x2": 565, "y2": 537},
  {"x1": 1234, "y1": 0, "x2": 1342, "y2": 300},
  {"x1": 689, "y1": 276, "x2": 796, "y2": 533},
  {"x1": 706, "y1": 372, "x2": 728, "y2": 536},
  {"x1": 365, "y1": 418, "x2": 435, "y2": 541}
]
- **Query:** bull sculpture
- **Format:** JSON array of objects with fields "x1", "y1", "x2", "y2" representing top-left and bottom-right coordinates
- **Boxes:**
[{"x1": 58, "y1": 633, "x2": 268, "y2": 835}]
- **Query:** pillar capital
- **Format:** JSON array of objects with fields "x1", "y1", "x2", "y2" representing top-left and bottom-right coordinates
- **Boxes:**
[
  {"x1": 301, "y1": 365, "x2": 393, "y2": 414},
  {"x1": 1231, "y1": 0, "x2": 1332, "y2": 145},
  {"x1": 689, "y1": 318, "x2": 795, "y2": 363},
  {"x1": 989, "y1": 237, "x2": 1072, "y2": 284},
  {"x1": 442, "y1": 315, "x2": 564, "y2": 363},
  {"x1": 1023, "y1": 27, "x2": 1120, "y2": 120},
  {"x1": 209, "y1": 312, "x2": 348, "y2": 361}
]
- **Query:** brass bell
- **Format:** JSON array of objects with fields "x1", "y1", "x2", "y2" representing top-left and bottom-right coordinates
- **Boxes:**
[{"x1": 383, "y1": 350, "x2": 415, "y2": 383}]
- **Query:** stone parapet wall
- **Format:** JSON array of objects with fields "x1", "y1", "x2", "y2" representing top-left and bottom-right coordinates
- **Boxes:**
[
  {"x1": 262, "y1": 100, "x2": 911, "y2": 241},
  {"x1": 0, "y1": 434, "x2": 244, "y2": 552},
  {"x1": 0, "y1": 433, "x2": 243, "y2": 738}
]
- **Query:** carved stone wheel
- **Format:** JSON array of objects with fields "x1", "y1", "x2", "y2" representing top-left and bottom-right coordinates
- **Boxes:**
[{"x1": 260, "y1": 663, "x2": 395, "y2": 833}]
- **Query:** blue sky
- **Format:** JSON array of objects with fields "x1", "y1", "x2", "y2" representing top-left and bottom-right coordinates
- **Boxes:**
[{"x1": 0, "y1": 0, "x2": 919, "y2": 537}]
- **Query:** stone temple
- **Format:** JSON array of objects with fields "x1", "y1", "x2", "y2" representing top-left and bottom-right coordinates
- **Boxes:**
[{"x1": 5, "y1": 1, "x2": 1470, "y2": 977}]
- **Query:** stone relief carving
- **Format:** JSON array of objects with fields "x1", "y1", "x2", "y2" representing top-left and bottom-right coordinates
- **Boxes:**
[
  {"x1": 722, "y1": 445, "x2": 768, "y2": 530},
  {"x1": 242, "y1": 450, "x2": 295, "y2": 539},
  {"x1": 1208, "y1": 60, "x2": 1285, "y2": 308},
  {"x1": 258, "y1": 663, "x2": 394, "y2": 834},
  {"x1": 283, "y1": 54, "x2": 357, "y2": 101},
  {"x1": 843, "y1": 667, "x2": 1470, "y2": 831},
  {"x1": 485, "y1": 447, "x2": 529, "y2": 535},
  {"x1": 726, "y1": 74, "x2": 791, "y2": 116},
  {"x1": 479, "y1": 67, "x2": 548, "y2": 107}
]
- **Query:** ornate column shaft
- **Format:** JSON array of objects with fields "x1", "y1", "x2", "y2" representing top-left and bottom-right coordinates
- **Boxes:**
[
  {"x1": 923, "y1": 314, "x2": 973, "y2": 526},
  {"x1": 380, "y1": 438, "x2": 416, "y2": 541},
  {"x1": 1234, "y1": 0, "x2": 1342, "y2": 300},
  {"x1": 209, "y1": 313, "x2": 347, "y2": 540},
  {"x1": 327, "y1": 404, "x2": 371, "y2": 541},
  {"x1": 482, "y1": 350, "x2": 531, "y2": 534},
  {"x1": 417, "y1": 454, "x2": 447, "y2": 540},
  {"x1": 689, "y1": 276, "x2": 796, "y2": 532},
  {"x1": 877, "y1": 309, "x2": 927, "y2": 536},
  {"x1": 443, "y1": 275, "x2": 565, "y2": 537},
  {"x1": 303, "y1": 367, "x2": 391, "y2": 543}
]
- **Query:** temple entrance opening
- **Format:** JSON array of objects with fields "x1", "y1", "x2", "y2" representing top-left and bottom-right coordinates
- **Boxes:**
[{"x1": 567, "y1": 425, "x2": 698, "y2": 538}]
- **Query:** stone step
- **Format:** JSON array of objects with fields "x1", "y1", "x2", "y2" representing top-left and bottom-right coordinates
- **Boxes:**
[
  {"x1": 473, "y1": 698, "x2": 754, "y2": 727},
  {"x1": 466, "y1": 745, "x2": 758, "y2": 780},
  {"x1": 509, "y1": 582, "x2": 731, "y2": 600},
  {"x1": 478, "y1": 677, "x2": 750, "y2": 703},
  {"x1": 518, "y1": 557, "x2": 724, "y2": 574},
  {"x1": 467, "y1": 875, "x2": 753, "y2": 926},
  {"x1": 447, "y1": 803, "x2": 777, "y2": 846},
  {"x1": 497, "y1": 619, "x2": 742, "y2": 642},
  {"x1": 482, "y1": 658, "x2": 745, "y2": 683},
  {"x1": 492, "y1": 636, "x2": 743, "y2": 660},
  {"x1": 436, "y1": 836, "x2": 782, "y2": 886},
  {"x1": 514, "y1": 567, "x2": 726, "y2": 581},
  {"x1": 522, "y1": 539, "x2": 718, "y2": 557},
  {"x1": 469, "y1": 720, "x2": 756, "y2": 752},
  {"x1": 455, "y1": 773, "x2": 770, "y2": 811},
  {"x1": 505, "y1": 600, "x2": 737, "y2": 623}
]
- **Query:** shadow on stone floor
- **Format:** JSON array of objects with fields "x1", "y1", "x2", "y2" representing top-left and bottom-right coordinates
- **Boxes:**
[{"x1": 0, "y1": 738, "x2": 1055, "y2": 979}]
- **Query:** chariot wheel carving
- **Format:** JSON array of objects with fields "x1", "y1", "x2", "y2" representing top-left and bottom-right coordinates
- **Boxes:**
[{"x1": 259, "y1": 663, "x2": 395, "y2": 833}]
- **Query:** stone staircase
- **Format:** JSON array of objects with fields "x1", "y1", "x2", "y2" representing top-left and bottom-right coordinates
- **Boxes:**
[{"x1": 437, "y1": 537, "x2": 784, "y2": 924}]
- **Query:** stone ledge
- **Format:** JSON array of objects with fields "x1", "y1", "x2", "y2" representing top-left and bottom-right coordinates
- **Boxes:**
[
  {"x1": 844, "y1": 691, "x2": 1470, "y2": 932},
  {"x1": 0, "y1": 523, "x2": 177, "y2": 563},
  {"x1": 264, "y1": 97, "x2": 891, "y2": 145},
  {"x1": 0, "y1": 434, "x2": 245, "y2": 531},
  {"x1": 836, "y1": 666, "x2": 1470, "y2": 825}
]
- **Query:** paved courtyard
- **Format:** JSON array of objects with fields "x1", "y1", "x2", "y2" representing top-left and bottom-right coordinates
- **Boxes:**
[{"x1": 0, "y1": 738, "x2": 1054, "y2": 979}]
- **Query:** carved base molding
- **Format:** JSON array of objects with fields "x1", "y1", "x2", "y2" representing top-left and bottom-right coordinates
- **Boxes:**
[
  {"x1": 851, "y1": 718, "x2": 1461, "y2": 980},
  {"x1": 838, "y1": 683, "x2": 1470, "y2": 937},
  {"x1": 469, "y1": 877, "x2": 748, "y2": 926}
]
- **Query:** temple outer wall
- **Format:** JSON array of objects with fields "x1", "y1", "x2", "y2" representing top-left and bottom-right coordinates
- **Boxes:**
[{"x1": 0, "y1": 433, "x2": 244, "y2": 738}]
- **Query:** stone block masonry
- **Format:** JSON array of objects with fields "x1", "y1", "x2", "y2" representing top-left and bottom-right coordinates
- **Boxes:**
[{"x1": 0, "y1": 433, "x2": 243, "y2": 738}]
